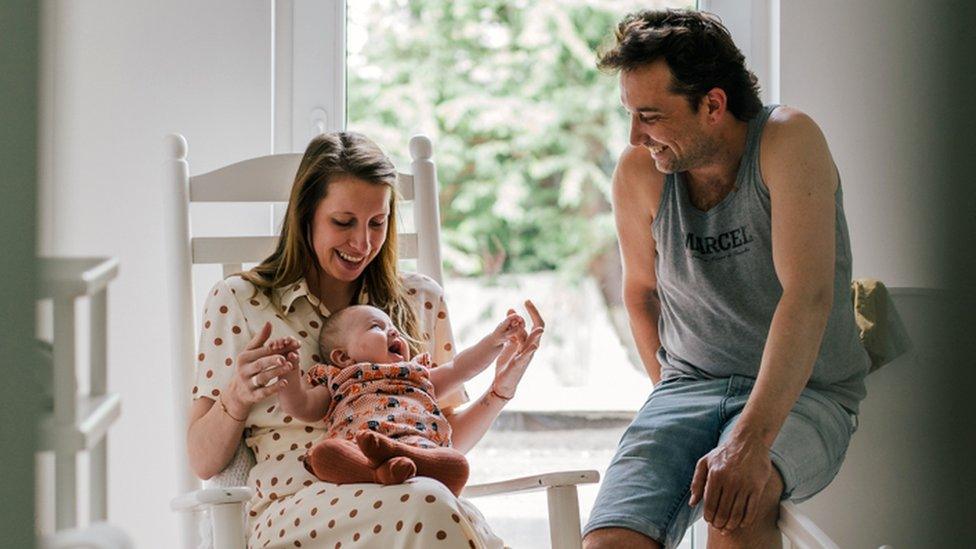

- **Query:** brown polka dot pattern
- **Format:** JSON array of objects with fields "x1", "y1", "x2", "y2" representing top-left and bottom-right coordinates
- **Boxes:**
[{"x1": 196, "y1": 279, "x2": 480, "y2": 546}]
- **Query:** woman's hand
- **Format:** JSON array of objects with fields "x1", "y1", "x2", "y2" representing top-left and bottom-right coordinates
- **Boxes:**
[
  {"x1": 490, "y1": 312, "x2": 526, "y2": 347},
  {"x1": 491, "y1": 300, "x2": 545, "y2": 400},
  {"x1": 222, "y1": 322, "x2": 301, "y2": 419}
]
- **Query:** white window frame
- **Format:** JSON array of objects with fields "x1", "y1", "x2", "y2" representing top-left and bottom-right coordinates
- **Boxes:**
[
  {"x1": 700, "y1": 0, "x2": 779, "y2": 104},
  {"x1": 272, "y1": 0, "x2": 346, "y2": 154}
]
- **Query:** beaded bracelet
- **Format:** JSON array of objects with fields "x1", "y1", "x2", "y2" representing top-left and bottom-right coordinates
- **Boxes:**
[{"x1": 218, "y1": 395, "x2": 246, "y2": 422}]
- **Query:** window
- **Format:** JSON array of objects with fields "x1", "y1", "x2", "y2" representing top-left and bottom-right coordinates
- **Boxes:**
[{"x1": 346, "y1": 2, "x2": 697, "y2": 545}]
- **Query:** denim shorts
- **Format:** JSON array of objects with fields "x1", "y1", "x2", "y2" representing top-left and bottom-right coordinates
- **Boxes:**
[{"x1": 584, "y1": 375, "x2": 857, "y2": 548}]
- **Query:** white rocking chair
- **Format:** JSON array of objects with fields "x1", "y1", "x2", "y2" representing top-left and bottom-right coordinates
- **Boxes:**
[{"x1": 163, "y1": 134, "x2": 599, "y2": 549}]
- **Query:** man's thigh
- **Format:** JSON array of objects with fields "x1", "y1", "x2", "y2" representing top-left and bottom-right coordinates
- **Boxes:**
[
  {"x1": 720, "y1": 383, "x2": 856, "y2": 502},
  {"x1": 585, "y1": 377, "x2": 729, "y2": 547}
]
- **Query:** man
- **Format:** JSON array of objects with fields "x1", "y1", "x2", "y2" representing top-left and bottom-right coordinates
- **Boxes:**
[{"x1": 583, "y1": 10, "x2": 869, "y2": 549}]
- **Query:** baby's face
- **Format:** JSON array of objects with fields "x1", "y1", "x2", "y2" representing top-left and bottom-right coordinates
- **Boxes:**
[{"x1": 340, "y1": 307, "x2": 410, "y2": 364}]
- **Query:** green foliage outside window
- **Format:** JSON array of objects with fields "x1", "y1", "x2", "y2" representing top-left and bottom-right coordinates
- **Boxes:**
[{"x1": 348, "y1": 0, "x2": 693, "y2": 279}]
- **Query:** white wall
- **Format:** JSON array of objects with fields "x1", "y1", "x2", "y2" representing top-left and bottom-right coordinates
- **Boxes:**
[
  {"x1": 774, "y1": 2, "x2": 953, "y2": 546},
  {"x1": 40, "y1": 1, "x2": 273, "y2": 545},
  {"x1": 778, "y1": 0, "x2": 946, "y2": 289}
]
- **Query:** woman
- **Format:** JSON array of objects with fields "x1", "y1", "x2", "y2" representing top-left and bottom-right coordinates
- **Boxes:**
[{"x1": 187, "y1": 132, "x2": 544, "y2": 548}]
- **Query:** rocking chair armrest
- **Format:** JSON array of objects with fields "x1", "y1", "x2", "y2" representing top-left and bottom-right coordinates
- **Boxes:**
[
  {"x1": 461, "y1": 469, "x2": 599, "y2": 499},
  {"x1": 170, "y1": 487, "x2": 254, "y2": 512}
]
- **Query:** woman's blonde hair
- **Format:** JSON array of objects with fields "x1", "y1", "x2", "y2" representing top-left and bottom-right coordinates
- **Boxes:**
[{"x1": 242, "y1": 132, "x2": 422, "y2": 354}]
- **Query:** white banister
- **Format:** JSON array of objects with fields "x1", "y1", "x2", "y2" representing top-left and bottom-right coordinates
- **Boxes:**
[{"x1": 38, "y1": 256, "x2": 121, "y2": 533}]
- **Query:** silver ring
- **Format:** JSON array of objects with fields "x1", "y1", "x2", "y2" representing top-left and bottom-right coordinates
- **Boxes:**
[{"x1": 251, "y1": 376, "x2": 261, "y2": 388}]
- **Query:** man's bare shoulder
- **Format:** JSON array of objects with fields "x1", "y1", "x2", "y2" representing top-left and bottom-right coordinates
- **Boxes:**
[
  {"x1": 760, "y1": 106, "x2": 835, "y2": 189},
  {"x1": 613, "y1": 145, "x2": 666, "y2": 219},
  {"x1": 761, "y1": 106, "x2": 828, "y2": 153}
]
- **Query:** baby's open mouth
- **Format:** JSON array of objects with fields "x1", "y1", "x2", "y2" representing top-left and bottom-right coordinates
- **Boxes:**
[{"x1": 388, "y1": 339, "x2": 406, "y2": 359}]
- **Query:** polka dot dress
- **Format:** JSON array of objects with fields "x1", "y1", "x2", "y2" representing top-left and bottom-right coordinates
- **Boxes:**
[{"x1": 192, "y1": 274, "x2": 502, "y2": 548}]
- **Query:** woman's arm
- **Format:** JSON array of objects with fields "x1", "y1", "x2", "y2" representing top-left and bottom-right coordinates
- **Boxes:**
[
  {"x1": 444, "y1": 390, "x2": 511, "y2": 454},
  {"x1": 187, "y1": 315, "x2": 296, "y2": 479},
  {"x1": 186, "y1": 396, "x2": 248, "y2": 480},
  {"x1": 448, "y1": 314, "x2": 544, "y2": 453}
]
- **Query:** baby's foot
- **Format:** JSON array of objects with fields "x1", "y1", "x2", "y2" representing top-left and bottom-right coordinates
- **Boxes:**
[
  {"x1": 374, "y1": 456, "x2": 416, "y2": 485},
  {"x1": 356, "y1": 430, "x2": 400, "y2": 467}
]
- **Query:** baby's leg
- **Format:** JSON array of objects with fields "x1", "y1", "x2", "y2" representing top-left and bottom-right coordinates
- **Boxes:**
[
  {"x1": 356, "y1": 431, "x2": 470, "y2": 496},
  {"x1": 305, "y1": 438, "x2": 416, "y2": 486}
]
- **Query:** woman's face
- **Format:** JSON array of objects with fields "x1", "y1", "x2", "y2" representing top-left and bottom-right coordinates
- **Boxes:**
[{"x1": 310, "y1": 176, "x2": 392, "y2": 283}]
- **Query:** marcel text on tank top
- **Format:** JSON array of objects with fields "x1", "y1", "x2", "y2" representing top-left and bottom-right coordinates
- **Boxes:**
[{"x1": 684, "y1": 225, "x2": 755, "y2": 261}]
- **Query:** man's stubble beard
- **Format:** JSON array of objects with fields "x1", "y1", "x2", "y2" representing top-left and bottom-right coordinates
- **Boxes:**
[{"x1": 658, "y1": 130, "x2": 721, "y2": 174}]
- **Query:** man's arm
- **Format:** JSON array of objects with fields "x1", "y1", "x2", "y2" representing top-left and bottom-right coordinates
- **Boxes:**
[
  {"x1": 614, "y1": 145, "x2": 666, "y2": 384},
  {"x1": 690, "y1": 107, "x2": 839, "y2": 531},
  {"x1": 731, "y1": 107, "x2": 837, "y2": 450}
]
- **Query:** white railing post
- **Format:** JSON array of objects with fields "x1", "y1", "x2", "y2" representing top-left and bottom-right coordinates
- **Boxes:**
[
  {"x1": 89, "y1": 289, "x2": 109, "y2": 521},
  {"x1": 53, "y1": 296, "x2": 78, "y2": 530}
]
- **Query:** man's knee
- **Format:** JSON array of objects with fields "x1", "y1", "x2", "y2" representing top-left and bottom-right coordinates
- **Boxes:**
[
  {"x1": 583, "y1": 527, "x2": 661, "y2": 549},
  {"x1": 707, "y1": 469, "x2": 785, "y2": 547}
]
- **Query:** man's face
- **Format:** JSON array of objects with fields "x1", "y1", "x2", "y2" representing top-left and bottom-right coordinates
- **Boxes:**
[
  {"x1": 340, "y1": 306, "x2": 410, "y2": 365},
  {"x1": 620, "y1": 59, "x2": 717, "y2": 173}
]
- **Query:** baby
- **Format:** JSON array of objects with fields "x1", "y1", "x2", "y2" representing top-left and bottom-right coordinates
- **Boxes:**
[{"x1": 275, "y1": 304, "x2": 527, "y2": 496}]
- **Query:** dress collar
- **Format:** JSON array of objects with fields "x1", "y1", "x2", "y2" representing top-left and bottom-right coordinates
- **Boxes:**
[{"x1": 277, "y1": 277, "x2": 370, "y2": 318}]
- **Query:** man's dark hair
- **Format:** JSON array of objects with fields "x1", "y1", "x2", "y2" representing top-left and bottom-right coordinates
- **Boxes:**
[{"x1": 598, "y1": 9, "x2": 762, "y2": 121}]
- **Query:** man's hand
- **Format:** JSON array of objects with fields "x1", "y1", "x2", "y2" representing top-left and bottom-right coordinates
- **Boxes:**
[{"x1": 688, "y1": 434, "x2": 774, "y2": 532}]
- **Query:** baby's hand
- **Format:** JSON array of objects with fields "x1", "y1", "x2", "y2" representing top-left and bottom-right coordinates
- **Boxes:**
[
  {"x1": 492, "y1": 312, "x2": 526, "y2": 347},
  {"x1": 266, "y1": 336, "x2": 302, "y2": 382},
  {"x1": 267, "y1": 336, "x2": 301, "y2": 355}
]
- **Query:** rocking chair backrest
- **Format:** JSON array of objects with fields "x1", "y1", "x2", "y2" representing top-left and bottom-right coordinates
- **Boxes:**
[{"x1": 162, "y1": 134, "x2": 444, "y2": 549}]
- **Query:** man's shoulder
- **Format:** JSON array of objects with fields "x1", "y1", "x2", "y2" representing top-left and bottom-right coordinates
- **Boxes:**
[
  {"x1": 613, "y1": 145, "x2": 665, "y2": 215},
  {"x1": 760, "y1": 105, "x2": 836, "y2": 192},
  {"x1": 762, "y1": 106, "x2": 826, "y2": 149}
]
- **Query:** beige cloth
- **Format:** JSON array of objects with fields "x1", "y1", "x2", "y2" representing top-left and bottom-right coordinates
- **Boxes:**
[
  {"x1": 851, "y1": 278, "x2": 913, "y2": 372},
  {"x1": 192, "y1": 273, "x2": 502, "y2": 548}
]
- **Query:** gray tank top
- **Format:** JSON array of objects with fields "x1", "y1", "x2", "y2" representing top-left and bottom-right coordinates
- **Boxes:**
[{"x1": 652, "y1": 105, "x2": 869, "y2": 413}]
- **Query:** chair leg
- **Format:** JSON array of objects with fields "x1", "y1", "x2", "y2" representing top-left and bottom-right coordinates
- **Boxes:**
[
  {"x1": 546, "y1": 485, "x2": 583, "y2": 549},
  {"x1": 211, "y1": 502, "x2": 247, "y2": 549}
]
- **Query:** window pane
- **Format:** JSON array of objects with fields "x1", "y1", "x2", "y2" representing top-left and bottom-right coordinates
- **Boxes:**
[{"x1": 348, "y1": 3, "x2": 695, "y2": 545}]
